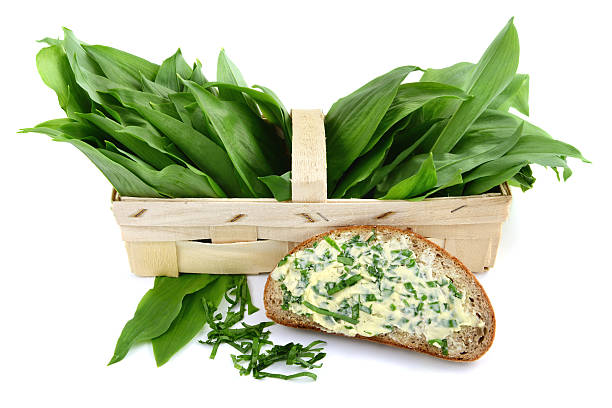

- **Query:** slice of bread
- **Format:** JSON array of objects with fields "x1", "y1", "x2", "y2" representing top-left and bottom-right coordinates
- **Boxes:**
[{"x1": 264, "y1": 226, "x2": 495, "y2": 361}]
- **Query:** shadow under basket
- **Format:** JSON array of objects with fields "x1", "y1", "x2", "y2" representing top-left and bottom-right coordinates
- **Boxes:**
[{"x1": 111, "y1": 110, "x2": 512, "y2": 277}]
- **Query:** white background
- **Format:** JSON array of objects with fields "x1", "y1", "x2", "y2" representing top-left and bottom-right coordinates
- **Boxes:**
[{"x1": 1, "y1": 0, "x2": 610, "y2": 406}]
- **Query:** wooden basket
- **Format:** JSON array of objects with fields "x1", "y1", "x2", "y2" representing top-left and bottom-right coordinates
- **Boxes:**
[{"x1": 111, "y1": 110, "x2": 512, "y2": 277}]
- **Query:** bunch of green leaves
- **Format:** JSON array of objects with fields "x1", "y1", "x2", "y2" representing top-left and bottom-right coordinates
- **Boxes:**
[
  {"x1": 200, "y1": 293, "x2": 326, "y2": 380},
  {"x1": 109, "y1": 273, "x2": 327, "y2": 379},
  {"x1": 109, "y1": 274, "x2": 256, "y2": 366},
  {"x1": 325, "y1": 18, "x2": 589, "y2": 200},
  {"x1": 22, "y1": 28, "x2": 292, "y2": 199}
]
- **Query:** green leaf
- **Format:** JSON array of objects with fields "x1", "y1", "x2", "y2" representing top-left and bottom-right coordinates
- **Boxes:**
[
  {"x1": 36, "y1": 44, "x2": 91, "y2": 118},
  {"x1": 380, "y1": 153, "x2": 437, "y2": 199},
  {"x1": 167, "y1": 93, "x2": 223, "y2": 147},
  {"x1": 83, "y1": 44, "x2": 159, "y2": 90},
  {"x1": 325, "y1": 66, "x2": 420, "y2": 192},
  {"x1": 152, "y1": 275, "x2": 234, "y2": 367},
  {"x1": 490, "y1": 74, "x2": 529, "y2": 115},
  {"x1": 216, "y1": 49, "x2": 258, "y2": 113},
  {"x1": 420, "y1": 62, "x2": 475, "y2": 120},
  {"x1": 62, "y1": 28, "x2": 125, "y2": 106},
  {"x1": 108, "y1": 274, "x2": 218, "y2": 365},
  {"x1": 433, "y1": 123, "x2": 523, "y2": 188},
  {"x1": 332, "y1": 132, "x2": 394, "y2": 198},
  {"x1": 99, "y1": 149, "x2": 225, "y2": 198},
  {"x1": 190, "y1": 59, "x2": 209, "y2": 86},
  {"x1": 462, "y1": 133, "x2": 588, "y2": 195},
  {"x1": 155, "y1": 49, "x2": 192, "y2": 92},
  {"x1": 374, "y1": 121, "x2": 447, "y2": 194},
  {"x1": 181, "y1": 78, "x2": 288, "y2": 197},
  {"x1": 254, "y1": 84, "x2": 292, "y2": 147},
  {"x1": 107, "y1": 87, "x2": 168, "y2": 110},
  {"x1": 431, "y1": 18, "x2": 520, "y2": 153},
  {"x1": 21, "y1": 126, "x2": 162, "y2": 197},
  {"x1": 361, "y1": 82, "x2": 471, "y2": 155},
  {"x1": 78, "y1": 112, "x2": 178, "y2": 170},
  {"x1": 469, "y1": 109, "x2": 550, "y2": 139},
  {"x1": 200, "y1": 82, "x2": 291, "y2": 146},
  {"x1": 127, "y1": 103, "x2": 245, "y2": 197},
  {"x1": 259, "y1": 171, "x2": 291, "y2": 201}
]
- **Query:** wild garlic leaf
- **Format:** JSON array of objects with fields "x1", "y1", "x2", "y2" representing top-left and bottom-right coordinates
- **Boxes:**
[
  {"x1": 333, "y1": 132, "x2": 394, "y2": 198},
  {"x1": 380, "y1": 153, "x2": 437, "y2": 200},
  {"x1": 469, "y1": 109, "x2": 550, "y2": 139},
  {"x1": 35, "y1": 44, "x2": 90, "y2": 118},
  {"x1": 216, "y1": 49, "x2": 258, "y2": 113},
  {"x1": 62, "y1": 28, "x2": 127, "y2": 106},
  {"x1": 181, "y1": 78, "x2": 288, "y2": 198},
  {"x1": 155, "y1": 49, "x2": 192, "y2": 92},
  {"x1": 489, "y1": 74, "x2": 529, "y2": 116},
  {"x1": 254, "y1": 84, "x2": 292, "y2": 147},
  {"x1": 325, "y1": 66, "x2": 420, "y2": 192},
  {"x1": 100, "y1": 149, "x2": 225, "y2": 198},
  {"x1": 152, "y1": 275, "x2": 235, "y2": 367},
  {"x1": 508, "y1": 164, "x2": 536, "y2": 191},
  {"x1": 77, "y1": 112, "x2": 178, "y2": 170},
  {"x1": 167, "y1": 93, "x2": 223, "y2": 147},
  {"x1": 108, "y1": 274, "x2": 218, "y2": 365},
  {"x1": 432, "y1": 123, "x2": 523, "y2": 188},
  {"x1": 140, "y1": 72, "x2": 175, "y2": 98},
  {"x1": 462, "y1": 133, "x2": 589, "y2": 195},
  {"x1": 431, "y1": 18, "x2": 520, "y2": 153},
  {"x1": 201, "y1": 82, "x2": 290, "y2": 142},
  {"x1": 21, "y1": 126, "x2": 162, "y2": 197},
  {"x1": 420, "y1": 62, "x2": 475, "y2": 120},
  {"x1": 360, "y1": 82, "x2": 471, "y2": 155},
  {"x1": 128, "y1": 103, "x2": 244, "y2": 196},
  {"x1": 259, "y1": 171, "x2": 292, "y2": 201},
  {"x1": 189, "y1": 59, "x2": 208, "y2": 86},
  {"x1": 83, "y1": 44, "x2": 157, "y2": 90},
  {"x1": 375, "y1": 121, "x2": 448, "y2": 193}
]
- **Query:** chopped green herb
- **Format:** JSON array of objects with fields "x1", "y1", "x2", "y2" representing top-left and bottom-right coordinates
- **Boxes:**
[
  {"x1": 448, "y1": 281, "x2": 463, "y2": 299},
  {"x1": 359, "y1": 304, "x2": 372, "y2": 314},
  {"x1": 371, "y1": 244, "x2": 383, "y2": 253},
  {"x1": 416, "y1": 302, "x2": 424, "y2": 312},
  {"x1": 428, "y1": 339, "x2": 449, "y2": 356},
  {"x1": 337, "y1": 256, "x2": 354, "y2": 265},
  {"x1": 326, "y1": 274, "x2": 363, "y2": 295},
  {"x1": 404, "y1": 282, "x2": 417, "y2": 296},
  {"x1": 390, "y1": 304, "x2": 397, "y2": 311},
  {"x1": 366, "y1": 228, "x2": 377, "y2": 243},
  {"x1": 323, "y1": 236, "x2": 342, "y2": 252},
  {"x1": 351, "y1": 304, "x2": 360, "y2": 320},
  {"x1": 365, "y1": 294, "x2": 378, "y2": 302},
  {"x1": 367, "y1": 265, "x2": 384, "y2": 280},
  {"x1": 426, "y1": 281, "x2": 438, "y2": 287},
  {"x1": 303, "y1": 301, "x2": 359, "y2": 325},
  {"x1": 445, "y1": 319, "x2": 458, "y2": 328},
  {"x1": 277, "y1": 256, "x2": 289, "y2": 267},
  {"x1": 280, "y1": 284, "x2": 302, "y2": 310}
]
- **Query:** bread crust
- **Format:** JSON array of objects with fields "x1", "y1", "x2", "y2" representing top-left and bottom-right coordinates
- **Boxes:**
[{"x1": 263, "y1": 225, "x2": 495, "y2": 362}]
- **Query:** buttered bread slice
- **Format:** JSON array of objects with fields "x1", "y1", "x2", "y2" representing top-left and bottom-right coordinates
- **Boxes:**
[{"x1": 264, "y1": 226, "x2": 495, "y2": 361}]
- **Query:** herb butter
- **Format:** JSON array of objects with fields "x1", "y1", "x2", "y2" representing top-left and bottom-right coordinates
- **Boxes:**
[{"x1": 270, "y1": 230, "x2": 484, "y2": 343}]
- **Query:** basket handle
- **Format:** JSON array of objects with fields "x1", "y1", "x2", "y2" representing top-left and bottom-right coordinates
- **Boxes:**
[{"x1": 290, "y1": 109, "x2": 327, "y2": 203}]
